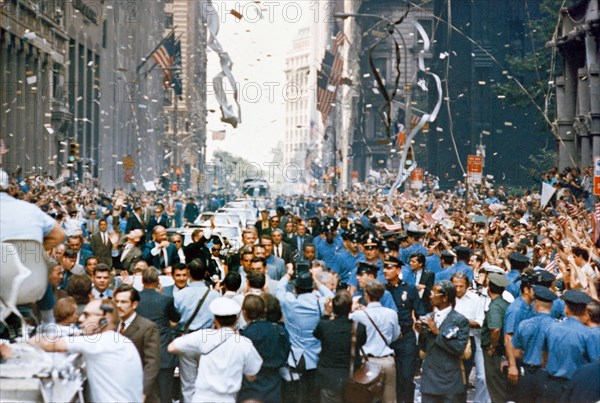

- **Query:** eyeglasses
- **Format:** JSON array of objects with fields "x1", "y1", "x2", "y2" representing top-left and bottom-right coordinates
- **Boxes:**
[
  {"x1": 174, "y1": 240, "x2": 182, "y2": 244},
  {"x1": 430, "y1": 291, "x2": 445, "y2": 297}
]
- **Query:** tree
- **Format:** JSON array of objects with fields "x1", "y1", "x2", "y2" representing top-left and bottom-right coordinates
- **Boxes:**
[
  {"x1": 494, "y1": 0, "x2": 569, "y2": 129},
  {"x1": 212, "y1": 149, "x2": 251, "y2": 191}
]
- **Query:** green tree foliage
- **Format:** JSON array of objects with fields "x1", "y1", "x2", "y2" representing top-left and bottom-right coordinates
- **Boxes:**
[{"x1": 495, "y1": 0, "x2": 569, "y2": 128}]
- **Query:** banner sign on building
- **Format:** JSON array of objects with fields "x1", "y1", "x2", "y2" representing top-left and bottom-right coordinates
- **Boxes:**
[
  {"x1": 594, "y1": 156, "x2": 600, "y2": 196},
  {"x1": 410, "y1": 168, "x2": 423, "y2": 190}
]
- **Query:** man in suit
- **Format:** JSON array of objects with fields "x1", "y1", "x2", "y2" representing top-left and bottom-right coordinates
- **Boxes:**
[
  {"x1": 126, "y1": 205, "x2": 146, "y2": 235},
  {"x1": 142, "y1": 226, "x2": 180, "y2": 271},
  {"x1": 114, "y1": 285, "x2": 161, "y2": 402},
  {"x1": 137, "y1": 267, "x2": 181, "y2": 403},
  {"x1": 416, "y1": 280, "x2": 470, "y2": 402},
  {"x1": 254, "y1": 210, "x2": 271, "y2": 237},
  {"x1": 292, "y1": 222, "x2": 313, "y2": 256},
  {"x1": 67, "y1": 234, "x2": 93, "y2": 268},
  {"x1": 85, "y1": 210, "x2": 100, "y2": 236},
  {"x1": 282, "y1": 221, "x2": 296, "y2": 245},
  {"x1": 271, "y1": 229, "x2": 294, "y2": 265},
  {"x1": 147, "y1": 204, "x2": 169, "y2": 236},
  {"x1": 402, "y1": 252, "x2": 435, "y2": 313},
  {"x1": 139, "y1": 199, "x2": 153, "y2": 227},
  {"x1": 90, "y1": 219, "x2": 113, "y2": 267}
]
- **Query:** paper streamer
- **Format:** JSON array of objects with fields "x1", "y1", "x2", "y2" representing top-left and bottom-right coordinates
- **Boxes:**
[
  {"x1": 202, "y1": 1, "x2": 241, "y2": 128},
  {"x1": 388, "y1": 21, "x2": 443, "y2": 204}
]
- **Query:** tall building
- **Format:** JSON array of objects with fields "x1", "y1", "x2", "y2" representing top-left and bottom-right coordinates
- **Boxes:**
[
  {"x1": 162, "y1": 0, "x2": 207, "y2": 191},
  {"x1": 0, "y1": 0, "x2": 169, "y2": 190},
  {"x1": 284, "y1": 25, "x2": 326, "y2": 194}
]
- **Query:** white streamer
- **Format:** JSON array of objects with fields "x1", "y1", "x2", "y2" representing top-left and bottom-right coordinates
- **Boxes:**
[
  {"x1": 202, "y1": 1, "x2": 242, "y2": 128},
  {"x1": 388, "y1": 21, "x2": 443, "y2": 204}
]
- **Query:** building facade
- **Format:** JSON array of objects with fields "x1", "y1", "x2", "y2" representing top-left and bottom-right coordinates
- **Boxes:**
[{"x1": 552, "y1": 0, "x2": 600, "y2": 169}]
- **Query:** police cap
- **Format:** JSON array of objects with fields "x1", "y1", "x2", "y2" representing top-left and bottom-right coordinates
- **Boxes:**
[
  {"x1": 488, "y1": 273, "x2": 509, "y2": 288},
  {"x1": 532, "y1": 285, "x2": 557, "y2": 302},
  {"x1": 562, "y1": 290, "x2": 593, "y2": 306},
  {"x1": 209, "y1": 297, "x2": 242, "y2": 317},
  {"x1": 356, "y1": 261, "x2": 379, "y2": 276},
  {"x1": 383, "y1": 255, "x2": 403, "y2": 268}
]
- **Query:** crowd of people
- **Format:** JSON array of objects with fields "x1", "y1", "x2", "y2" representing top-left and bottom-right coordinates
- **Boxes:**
[{"x1": 0, "y1": 165, "x2": 599, "y2": 403}]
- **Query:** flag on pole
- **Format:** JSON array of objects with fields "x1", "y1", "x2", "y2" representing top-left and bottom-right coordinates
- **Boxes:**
[
  {"x1": 317, "y1": 31, "x2": 344, "y2": 125},
  {"x1": 151, "y1": 31, "x2": 175, "y2": 89}
]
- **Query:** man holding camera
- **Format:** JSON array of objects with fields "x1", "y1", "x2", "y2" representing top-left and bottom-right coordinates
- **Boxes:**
[{"x1": 28, "y1": 299, "x2": 143, "y2": 402}]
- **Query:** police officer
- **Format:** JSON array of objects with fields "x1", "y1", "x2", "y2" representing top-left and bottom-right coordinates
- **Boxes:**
[
  {"x1": 506, "y1": 252, "x2": 530, "y2": 298},
  {"x1": 336, "y1": 231, "x2": 365, "y2": 289},
  {"x1": 353, "y1": 261, "x2": 397, "y2": 311},
  {"x1": 399, "y1": 225, "x2": 427, "y2": 265},
  {"x1": 504, "y1": 271, "x2": 535, "y2": 390},
  {"x1": 511, "y1": 285, "x2": 557, "y2": 403},
  {"x1": 349, "y1": 233, "x2": 384, "y2": 291},
  {"x1": 530, "y1": 269, "x2": 565, "y2": 319},
  {"x1": 481, "y1": 273, "x2": 510, "y2": 403},
  {"x1": 314, "y1": 219, "x2": 342, "y2": 274},
  {"x1": 383, "y1": 255, "x2": 426, "y2": 403},
  {"x1": 541, "y1": 290, "x2": 599, "y2": 403}
]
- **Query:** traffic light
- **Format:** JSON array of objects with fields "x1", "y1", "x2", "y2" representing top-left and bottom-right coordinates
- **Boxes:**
[{"x1": 68, "y1": 141, "x2": 80, "y2": 163}]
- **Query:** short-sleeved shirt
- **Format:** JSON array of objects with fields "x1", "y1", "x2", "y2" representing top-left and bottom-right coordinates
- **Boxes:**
[
  {"x1": 481, "y1": 296, "x2": 509, "y2": 351},
  {"x1": 512, "y1": 312, "x2": 556, "y2": 366},
  {"x1": 65, "y1": 331, "x2": 143, "y2": 403},
  {"x1": 174, "y1": 282, "x2": 219, "y2": 331},
  {"x1": 503, "y1": 296, "x2": 534, "y2": 335},
  {"x1": 171, "y1": 328, "x2": 263, "y2": 402},
  {"x1": 386, "y1": 280, "x2": 426, "y2": 327},
  {"x1": 543, "y1": 317, "x2": 599, "y2": 379},
  {"x1": 0, "y1": 193, "x2": 56, "y2": 243},
  {"x1": 335, "y1": 250, "x2": 365, "y2": 284}
]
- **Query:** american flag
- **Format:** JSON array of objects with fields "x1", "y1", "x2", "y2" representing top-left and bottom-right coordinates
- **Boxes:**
[
  {"x1": 382, "y1": 222, "x2": 403, "y2": 231},
  {"x1": 488, "y1": 203, "x2": 503, "y2": 214},
  {"x1": 594, "y1": 203, "x2": 600, "y2": 242},
  {"x1": 151, "y1": 32, "x2": 175, "y2": 87},
  {"x1": 565, "y1": 201, "x2": 578, "y2": 217},
  {"x1": 423, "y1": 206, "x2": 447, "y2": 227},
  {"x1": 317, "y1": 32, "x2": 344, "y2": 125},
  {"x1": 557, "y1": 215, "x2": 569, "y2": 227},
  {"x1": 544, "y1": 250, "x2": 560, "y2": 274}
]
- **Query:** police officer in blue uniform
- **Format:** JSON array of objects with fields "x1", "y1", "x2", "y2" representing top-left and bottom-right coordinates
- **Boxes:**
[
  {"x1": 352, "y1": 261, "x2": 397, "y2": 312},
  {"x1": 506, "y1": 252, "x2": 529, "y2": 298},
  {"x1": 434, "y1": 250, "x2": 456, "y2": 282},
  {"x1": 511, "y1": 285, "x2": 557, "y2": 403},
  {"x1": 435, "y1": 247, "x2": 473, "y2": 283},
  {"x1": 348, "y1": 233, "x2": 384, "y2": 289},
  {"x1": 399, "y1": 226, "x2": 427, "y2": 265},
  {"x1": 530, "y1": 269, "x2": 565, "y2": 319},
  {"x1": 542, "y1": 290, "x2": 599, "y2": 403},
  {"x1": 315, "y1": 219, "x2": 342, "y2": 274},
  {"x1": 383, "y1": 255, "x2": 426, "y2": 403},
  {"x1": 504, "y1": 271, "x2": 536, "y2": 391},
  {"x1": 335, "y1": 231, "x2": 365, "y2": 288}
]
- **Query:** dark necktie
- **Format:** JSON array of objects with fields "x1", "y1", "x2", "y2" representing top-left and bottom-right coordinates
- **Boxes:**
[
  {"x1": 99, "y1": 292, "x2": 104, "y2": 298},
  {"x1": 120, "y1": 322, "x2": 126, "y2": 335}
]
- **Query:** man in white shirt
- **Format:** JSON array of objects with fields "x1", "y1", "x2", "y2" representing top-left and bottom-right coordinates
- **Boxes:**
[
  {"x1": 350, "y1": 280, "x2": 400, "y2": 403},
  {"x1": 27, "y1": 299, "x2": 143, "y2": 403},
  {"x1": 168, "y1": 297, "x2": 263, "y2": 402},
  {"x1": 91, "y1": 264, "x2": 114, "y2": 299},
  {"x1": 452, "y1": 272, "x2": 489, "y2": 403}
]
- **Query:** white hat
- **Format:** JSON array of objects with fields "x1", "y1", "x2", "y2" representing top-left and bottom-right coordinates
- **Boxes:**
[
  {"x1": 482, "y1": 263, "x2": 504, "y2": 274},
  {"x1": 209, "y1": 297, "x2": 241, "y2": 316},
  {"x1": 0, "y1": 169, "x2": 9, "y2": 190}
]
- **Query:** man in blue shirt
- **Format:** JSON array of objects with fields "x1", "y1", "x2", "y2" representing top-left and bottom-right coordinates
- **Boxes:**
[
  {"x1": 275, "y1": 268, "x2": 334, "y2": 403},
  {"x1": 399, "y1": 228, "x2": 427, "y2": 265},
  {"x1": 434, "y1": 250, "x2": 456, "y2": 282},
  {"x1": 504, "y1": 273, "x2": 535, "y2": 395},
  {"x1": 315, "y1": 219, "x2": 342, "y2": 273},
  {"x1": 506, "y1": 252, "x2": 529, "y2": 298},
  {"x1": 384, "y1": 255, "x2": 426, "y2": 403},
  {"x1": 542, "y1": 290, "x2": 599, "y2": 402},
  {"x1": 511, "y1": 286, "x2": 557, "y2": 403},
  {"x1": 352, "y1": 262, "x2": 397, "y2": 312},
  {"x1": 436, "y1": 246, "x2": 473, "y2": 283},
  {"x1": 335, "y1": 232, "x2": 365, "y2": 287}
]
